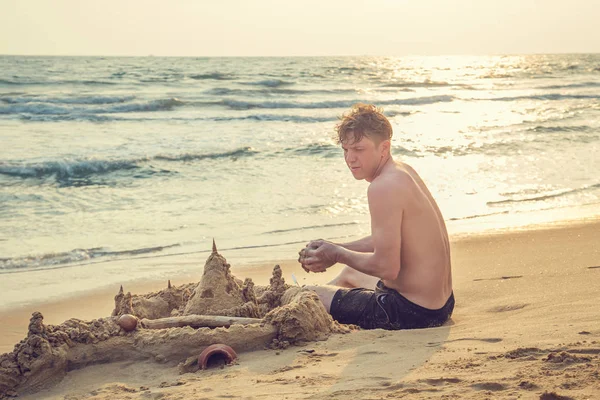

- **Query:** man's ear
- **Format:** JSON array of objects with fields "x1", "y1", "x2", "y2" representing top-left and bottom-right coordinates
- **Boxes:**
[{"x1": 380, "y1": 139, "x2": 391, "y2": 154}]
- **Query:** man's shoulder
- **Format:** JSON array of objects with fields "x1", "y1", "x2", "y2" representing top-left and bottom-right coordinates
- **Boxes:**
[
  {"x1": 368, "y1": 168, "x2": 415, "y2": 200},
  {"x1": 370, "y1": 165, "x2": 415, "y2": 191}
]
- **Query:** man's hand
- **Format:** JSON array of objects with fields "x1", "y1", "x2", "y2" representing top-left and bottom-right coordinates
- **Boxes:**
[{"x1": 297, "y1": 240, "x2": 339, "y2": 273}]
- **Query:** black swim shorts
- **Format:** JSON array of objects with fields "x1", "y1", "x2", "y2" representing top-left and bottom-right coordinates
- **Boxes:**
[{"x1": 330, "y1": 281, "x2": 454, "y2": 330}]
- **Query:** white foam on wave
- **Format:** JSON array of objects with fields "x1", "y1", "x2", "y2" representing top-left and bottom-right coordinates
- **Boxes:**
[
  {"x1": 0, "y1": 97, "x2": 185, "y2": 115},
  {"x1": 219, "y1": 95, "x2": 454, "y2": 110},
  {"x1": 1, "y1": 94, "x2": 136, "y2": 105},
  {"x1": 242, "y1": 79, "x2": 295, "y2": 88},
  {"x1": 0, "y1": 148, "x2": 259, "y2": 180}
]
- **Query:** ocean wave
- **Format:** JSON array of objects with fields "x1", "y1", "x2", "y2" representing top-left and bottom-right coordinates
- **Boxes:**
[
  {"x1": 0, "y1": 159, "x2": 140, "y2": 180},
  {"x1": 0, "y1": 103, "x2": 71, "y2": 115},
  {"x1": 17, "y1": 113, "x2": 335, "y2": 123},
  {"x1": 0, "y1": 244, "x2": 179, "y2": 271},
  {"x1": 286, "y1": 143, "x2": 339, "y2": 157},
  {"x1": 0, "y1": 78, "x2": 119, "y2": 86},
  {"x1": 0, "y1": 97, "x2": 185, "y2": 115},
  {"x1": 217, "y1": 113, "x2": 336, "y2": 123},
  {"x1": 436, "y1": 140, "x2": 544, "y2": 157},
  {"x1": 219, "y1": 95, "x2": 454, "y2": 110},
  {"x1": 487, "y1": 183, "x2": 600, "y2": 206},
  {"x1": 1, "y1": 94, "x2": 136, "y2": 105},
  {"x1": 105, "y1": 98, "x2": 185, "y2": 113},
  {"x1": 189, "y1": 72, "x2": 236, "y2": 80},
  {"x1": 262, "y1": 221, "x2": 359, "y2": 235},
  {"x1": 381, "y1": 80, "x2": 450, "y2": 88},
  {"x1": 478, "y1": 73, "x2": 514, "y2": 79},
  {"x1": 0, "y1": 148, "x2": 258, "y2": 180},
  {"x1": 448, "y1": 211, "x2": 509, "y2": 221},
  {"x1": 538, "y1": 81, "x2": 600, "y2": 90},
  {"x1": 526, "y1": 125, "x2": 593, "y2": 134},
  {"x1": 398, "y1": 136, "x2": 568, "y2": 158},
  {"x1": 155, "y1": 147, "x2": 259, "y2": 162},
  {"x1": 67, "y1": 79, "x2": 119, "y2": 85},
  {"x1": 391, "y1": 145, "x2": 422, "y2": 157},
  {"x1": 217, "y1": 114, "x2": 333, "y2": 123},
  {"x1": 286, "y1": 142, "x2": 421, "y2": 158},
  {"x1": 2, "y1": 94, "x2": 446, "y2": 116},
  {"x1": 386, "y1": 110, "x2": 417, "y2": 118},
  {"x1": 242, "y1": 79, "x2": 295, "y2": 88},
  {"x1": 19, "y1": 114, "x2": 117, "y2": 122},
  {"x1": 0, "y1": 79, "x2": 21, "y2": 85},
  {"x1": 487, "y1": 93, "x2": 600, "y2": 102},
  {"x1": 205, "y1": 87, "x2": 356, "y2": 96}
]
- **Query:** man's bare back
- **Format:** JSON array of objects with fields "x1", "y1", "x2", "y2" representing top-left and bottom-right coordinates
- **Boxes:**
[{"x1": 377, "y1": 160, "x2": 452, "y2": 309}]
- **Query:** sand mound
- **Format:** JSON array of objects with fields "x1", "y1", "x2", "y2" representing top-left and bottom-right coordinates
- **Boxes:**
[
  {"x1": 0, "y1": 312, "x2": 121, "y2": 397},
  {"x1": 266, "y1": 289, "x2": 353, "y2": 346},
  {"x1": 183, "y1": 246, "x2": 246, "y2": 316},
  {"x1": 0, "y1": 243, "x2": 351, "y2": 398},
  {"x1": 112, "y1": 243, "x2": 290, "y2": 320},
  {"x1": 112, "y1": 281, "x2": 195, "y2": 320}
]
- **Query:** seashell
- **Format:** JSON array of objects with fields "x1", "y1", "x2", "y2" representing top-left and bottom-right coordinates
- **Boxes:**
[
  {"x1": 198, "y1": 344, "x2": 237, "y2": 369},
  {"x1": 117, "y1": 314, "x2": 138, "y2": 332}
]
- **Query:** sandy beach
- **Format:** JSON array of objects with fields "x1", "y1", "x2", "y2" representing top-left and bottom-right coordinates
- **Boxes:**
[{"x1": 1, "y1": 219, "x2": 599, "y2": 399}]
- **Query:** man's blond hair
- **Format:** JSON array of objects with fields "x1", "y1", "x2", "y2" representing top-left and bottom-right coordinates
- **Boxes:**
[{"x1": 335, "y1": 103, "x2": 393, "y2": 145}]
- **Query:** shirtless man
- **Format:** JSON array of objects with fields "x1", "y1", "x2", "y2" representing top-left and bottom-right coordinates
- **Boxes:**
[{"x1": 298, "y1": 103, "x2": 454, "y2": 330}]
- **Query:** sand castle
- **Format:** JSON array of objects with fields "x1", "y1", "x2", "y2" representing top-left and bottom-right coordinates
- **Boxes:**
[{"x1": 0, "y1": 241, "x2": 351, "y2": 398}]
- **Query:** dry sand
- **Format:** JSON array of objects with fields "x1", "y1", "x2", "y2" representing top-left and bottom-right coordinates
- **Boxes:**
[{"x1": 2, "y1": 219, "x2": 599, "y2": 399}]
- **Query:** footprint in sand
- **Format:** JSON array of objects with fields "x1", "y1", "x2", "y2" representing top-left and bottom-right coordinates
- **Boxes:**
[
  {"x1": 473, "y1": 275, "x2": 523, "y2": 281},
  {"x1": 420, "y1": 377, "x2": 462, "y2": 386},
  {"x1": 488, "y1": 303, "x2": 528, "y2": 312},
  {"x1": 567, "y1": 347, "x2": 600, "y2": 354},
  {"x1": 426, "y1": 337, "x2": 502, "y2": 346},
  {"x1": 540, "y1": 391, "x2": 575, "y2": 400},
  {"x1": 543, "y1": 351, "x2": 592, "y2": 364},
  {"x1": 379, "y1": 382, "x2": 405, "y2": 391},
  {"x1": 494, "y1": 347, "x2": 543, "y2": 360},
  {"x1": 518, "y1": 380, "x2": 539, "y2": 390},
  {"x1": 305, "y1": 352, "x2": 339, "y2": 358},
  {"x1": 471, "y1": 382, "x2": 507, "y2": 391}
]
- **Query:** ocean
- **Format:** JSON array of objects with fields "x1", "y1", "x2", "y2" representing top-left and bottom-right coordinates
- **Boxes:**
[{"x1": 1, "y1": 54, "x2": 599, "y2": 308}]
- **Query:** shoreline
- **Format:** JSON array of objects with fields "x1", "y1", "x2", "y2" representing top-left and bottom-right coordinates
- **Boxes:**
[
  {"x1": 1, "y1": 205, "x2": 599, "y2": 309},
  {"x1": 2, "y1": 216, "x2": 599, "y2": 355}
]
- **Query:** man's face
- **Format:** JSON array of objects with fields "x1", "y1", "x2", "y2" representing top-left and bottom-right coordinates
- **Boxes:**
[{"x1": 341, "y1": 133, "x2": 387, "y2": 182}]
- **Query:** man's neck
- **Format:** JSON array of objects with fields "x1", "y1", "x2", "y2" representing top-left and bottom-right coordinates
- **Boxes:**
[{"x1": 367, "y1": 154, "x2": 393, "y2": 182}]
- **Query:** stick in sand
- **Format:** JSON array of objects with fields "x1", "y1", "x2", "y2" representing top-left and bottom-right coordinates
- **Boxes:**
[{"x1": 140, "y1": 314, "x2": 264, "y2": 330}]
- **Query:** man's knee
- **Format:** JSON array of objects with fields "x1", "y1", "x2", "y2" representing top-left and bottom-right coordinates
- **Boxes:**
[
  {"x1": 330, "y1": 266, "x2": 378, "y2": 290},
  {"x1": 304, "y1": 285, "x2": 319, "y2": 293},
  {"x1": 328, "y1": 266, "x2": 356, "y2": 288},
  {"x1": 303, "y1": 285, "x2": 338, "y2": 313}
]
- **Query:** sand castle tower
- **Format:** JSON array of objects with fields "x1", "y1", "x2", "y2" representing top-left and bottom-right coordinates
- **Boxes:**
[{"x1": 183, "y1": 240, "x2": 245, "y2": 315}]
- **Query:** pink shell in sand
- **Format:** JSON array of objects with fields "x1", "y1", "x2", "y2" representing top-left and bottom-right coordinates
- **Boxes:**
[{"x1": 198, "y1": 344, "x2": 237, "y2": 369}]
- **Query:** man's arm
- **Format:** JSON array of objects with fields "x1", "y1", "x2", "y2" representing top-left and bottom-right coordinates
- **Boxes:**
[
  {"x1": 336, "y1": 236, "x2": 373, "y2": 253},
  {"x1": 300, "y1": 237, "x2": 372, "y2": 271},
  {"x1": 304, "y1": 180, "x2": 403, "y2": 280}
]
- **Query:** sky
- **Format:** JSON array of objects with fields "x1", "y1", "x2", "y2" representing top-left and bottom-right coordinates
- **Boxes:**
[{"x1": 1, "y1": 0, "x2": 599, "y2": 57}]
